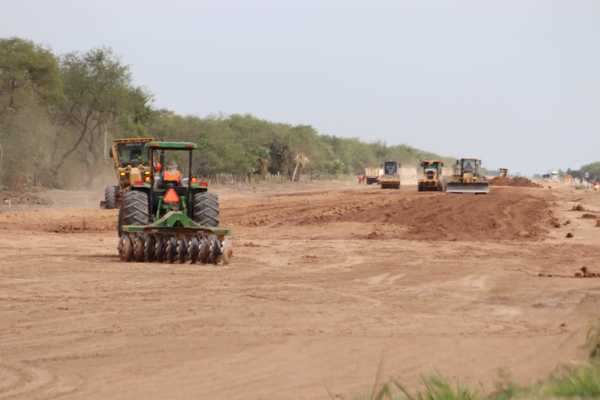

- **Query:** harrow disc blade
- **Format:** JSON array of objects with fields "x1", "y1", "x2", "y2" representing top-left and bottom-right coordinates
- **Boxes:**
[
  {"x1": 188, "y1": 237, "x2": 200, "y2": 264},
  {"x1": 133, "y1": 237, "x2": 145, "y2": 262},
  {"x1": 207, "y1": 236, "x2": 222, "y2": 265},
  {"x1": 118, "y1": 235, "x2": 133, "y2": 262},
  {"x1": 166, "y1": 237, "x2": 178, "y2": 263},
  {"x1": 222, "y1": 239, "x2": 233, "y2": 265},
  {"x1": 198, "y1": 238, "x2": 210, "y2": 264},
  {"x1": 154, "y1": 237, "x2": 165, "y2": 262},
  {"x1": 176, "y1": 239, "x2": 187, "y2": 263},
  {"x1": 144, "y1": 235, "x2": 156, "y2": 262}
]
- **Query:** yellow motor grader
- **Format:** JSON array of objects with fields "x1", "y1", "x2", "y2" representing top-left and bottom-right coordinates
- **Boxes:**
[
  {"x1": 445, "y1": 158, "x2": 489, "y2": 194},
  {"x1": 101, "y1": 137, "x2": 154, "y2": 209}
]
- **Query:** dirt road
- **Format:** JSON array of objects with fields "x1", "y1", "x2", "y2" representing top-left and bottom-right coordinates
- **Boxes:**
[{"x1": 0, "y1": 183, "x2": 599, "y2": 399}]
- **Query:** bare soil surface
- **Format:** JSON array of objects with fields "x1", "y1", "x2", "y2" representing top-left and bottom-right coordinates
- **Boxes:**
[
  {"x1": 1, "y1": 183, "x2": 599, "y2": 399},
  {"x1": 488, "y1": 176, "x2": 542, "y2": 188}
]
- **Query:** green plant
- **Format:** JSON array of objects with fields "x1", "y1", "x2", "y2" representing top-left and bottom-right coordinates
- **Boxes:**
[
  {"x1": 542, "y1": 364, "x2": 600, "y2": 398},
  {"x1": 486, "y1": 379, "x2": 521, "y2": 400},
  {"x1": 354, "y1": 376, "x2": 480, "y2": 400},
  {"x1": 587, "y1": 320, "x2": 600, "y2": 360},
  {"x1": 396, "y1": 376, "x2": 479, "y2": 400}
]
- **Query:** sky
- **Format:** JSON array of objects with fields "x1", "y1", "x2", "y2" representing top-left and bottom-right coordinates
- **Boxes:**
[{"x1": 2, "y1": 0, "x2": 600, "y2": 174}]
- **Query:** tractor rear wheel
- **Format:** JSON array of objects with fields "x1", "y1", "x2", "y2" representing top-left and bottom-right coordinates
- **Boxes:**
[
  {"x1": 104, "y1": 185, "x2": 119, "y2": 209},
  {"x1": 118, "y1": 190, "x2": 150, "y2": 237},
  {"x1": 193, "y1": 192, "x2": 220, "y2": 227}
]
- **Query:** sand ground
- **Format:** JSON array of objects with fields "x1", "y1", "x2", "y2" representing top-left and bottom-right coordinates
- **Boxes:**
[{"x1": 0, "y1": 182, "x2": 599, "y2": 399}]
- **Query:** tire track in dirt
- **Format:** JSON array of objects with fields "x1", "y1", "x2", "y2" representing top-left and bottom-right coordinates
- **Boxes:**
[{"x1": 0, "y1": 362, "x2": 63, "y2": 400}]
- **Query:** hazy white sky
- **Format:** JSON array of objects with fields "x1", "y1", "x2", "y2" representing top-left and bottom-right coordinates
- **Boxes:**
[{"x1": 2, "y1": 0, "x2": 600, "y2": 174}]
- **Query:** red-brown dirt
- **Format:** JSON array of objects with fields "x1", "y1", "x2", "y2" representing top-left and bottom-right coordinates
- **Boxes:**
[
  {"x1": 0, "y1": 183, "x2": 599, "y2": 400},
  {"x1": 488, "y1": 176, "x2": 541, "y2": 187},
  {"x1": 228, "y1": 187, "x2": 552, "y2": 241}
]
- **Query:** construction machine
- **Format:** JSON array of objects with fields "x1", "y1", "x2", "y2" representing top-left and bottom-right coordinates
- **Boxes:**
[
  {"x1": 499, "y1": 168, "x2": 508, "y2": 178},
  {"x1": 418, "y1": 160, "x2": 445, "y2": 192},
  {"x1": 364, "y1": 167, "x2": 383, "y2": 185},
  {"x1": 445, "y1": 158, "x2": 489, "y2": 194},
  {"x1": 117, "y1": 141, "x2": 230, "y2": 264},
  {"x1": 380, "y1": 161, "x2": 401, "y2": 189},
  {"x1": 101, "y1": 137, "x2": 154, "y2": 209}
]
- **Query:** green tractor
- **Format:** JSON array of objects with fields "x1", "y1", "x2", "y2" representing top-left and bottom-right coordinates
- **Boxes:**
[{"x1": 117, "y1": 141, "x2": 230, "y2": 264}]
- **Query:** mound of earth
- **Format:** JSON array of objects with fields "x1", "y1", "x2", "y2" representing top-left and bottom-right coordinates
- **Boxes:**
[
  {"x1": 489, "y1": 176, "x2": 541, "y2": 188},
  {"x1": 229, "y1": 187, "x2": 553, "y2": 242}
]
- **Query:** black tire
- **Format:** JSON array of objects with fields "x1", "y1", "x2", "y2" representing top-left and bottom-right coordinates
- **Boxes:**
[
  {"x1": 192, "y1": 192, "x2": 220, "y2": 227},
  {"x1": 104, "y1": 185, "x2": 119, "y2": 209},
  {"x1": 118, "y1": 190, "x2": 150, "y2": 237}
]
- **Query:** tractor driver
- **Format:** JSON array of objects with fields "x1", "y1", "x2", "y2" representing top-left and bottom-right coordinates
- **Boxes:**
[{"x1": 163, "y1": 161, "x2": 182, "y2": 184}]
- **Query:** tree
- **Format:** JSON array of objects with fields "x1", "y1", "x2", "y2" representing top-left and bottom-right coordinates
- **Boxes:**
[
  {"x1": 0, "y1": 38, "x2": 62, "y2": 188},
  {"x1": 50, "y1": 48, "x2": 152, "y2": 185},
  {"x1": 0, "y1": 37, "x2": 62, "y2": 113}
]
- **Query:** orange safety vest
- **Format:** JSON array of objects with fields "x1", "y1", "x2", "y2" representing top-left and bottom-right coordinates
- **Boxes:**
[{"x1": 163, "y1": 169, "x2": 182, "y2": 183}]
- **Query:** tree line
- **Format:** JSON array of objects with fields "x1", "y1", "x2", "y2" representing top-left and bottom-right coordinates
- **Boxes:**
[
  {"x1": 567, "y1": 162, "x2": 600, "y2": 182},
  {"x1": 0, "y1": 37, "x2": 449, "y2": 190}
]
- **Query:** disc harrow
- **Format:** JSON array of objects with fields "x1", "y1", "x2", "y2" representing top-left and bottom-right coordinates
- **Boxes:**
[
  {"x1": 118, "y1": 232, "x2": 226, "y2": 264},
  {"x1": 117, "y1": 210, "x2": 231, "y2": 265}
]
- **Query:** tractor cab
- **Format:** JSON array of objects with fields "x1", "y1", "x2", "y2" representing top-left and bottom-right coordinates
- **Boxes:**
[
  {"x1": 137, "y1": 141, "x2": 208, "y2": 216},
  {"x1": 455, "y1": 158, "x2": 483, "y2": 179},
  {"x1": 384, "y1": 161, "x2": 398, "y2": 176},
  {"x1": 380, "y1": 161, "x2": 401, "y2": 189},
  {"x1": 117, "y1": 142, "x2": 147, "y2": 167}
]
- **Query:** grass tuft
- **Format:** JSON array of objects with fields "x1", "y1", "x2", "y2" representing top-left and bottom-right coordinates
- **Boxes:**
[
  {"x1": 485, "y1": 381, "x2": 521, "y2": 400},
  {"x1": 355, "y1": 375, "x2": 480, "y2": 400},
  {"x1": 398, "y1": 375, "x2": 479, "y2": 400},
  {"x1": 587, "y1": 320, "x2": 600, "y2": 360},
  {"x1": 352, "y1": 320, "x2": 600, "y2": 400},
  {"x1": 542, "y1": 364, "x2": 600, "y2": 398}
]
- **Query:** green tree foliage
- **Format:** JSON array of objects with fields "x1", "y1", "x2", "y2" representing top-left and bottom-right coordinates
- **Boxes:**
[
  {"x1": 566, "y1": 162, "x2": 600, "y2": 182},
  {"x1": 138, "y1": 113, "x2": 452, "y2": 179},
  {"x1": 0, "y1": 38, "x2": 62, "y2": 188},
  {"x1": 0, "y1": 37, "x2": 62, "y2": 112},
  {"x1": 0, "y1": 39, "x2": 151, "y2": 188},
  {"x1": 578, "y1": 162, "x2": 600, "y2": 181},
  {"x1": 51, "y1": 48, "x2": 152, "y2": 184},
  {"x1": 0, "y1": 36, "x2": 448, "y2": 189}
]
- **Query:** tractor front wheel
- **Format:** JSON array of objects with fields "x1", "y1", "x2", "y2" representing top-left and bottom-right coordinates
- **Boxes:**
[
  {"x1": 118, "y1": 190, "x2": 150, "y2": 237},
  {"x1": 193, "y1": 192, "x2": 220, "y2": 227}
]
